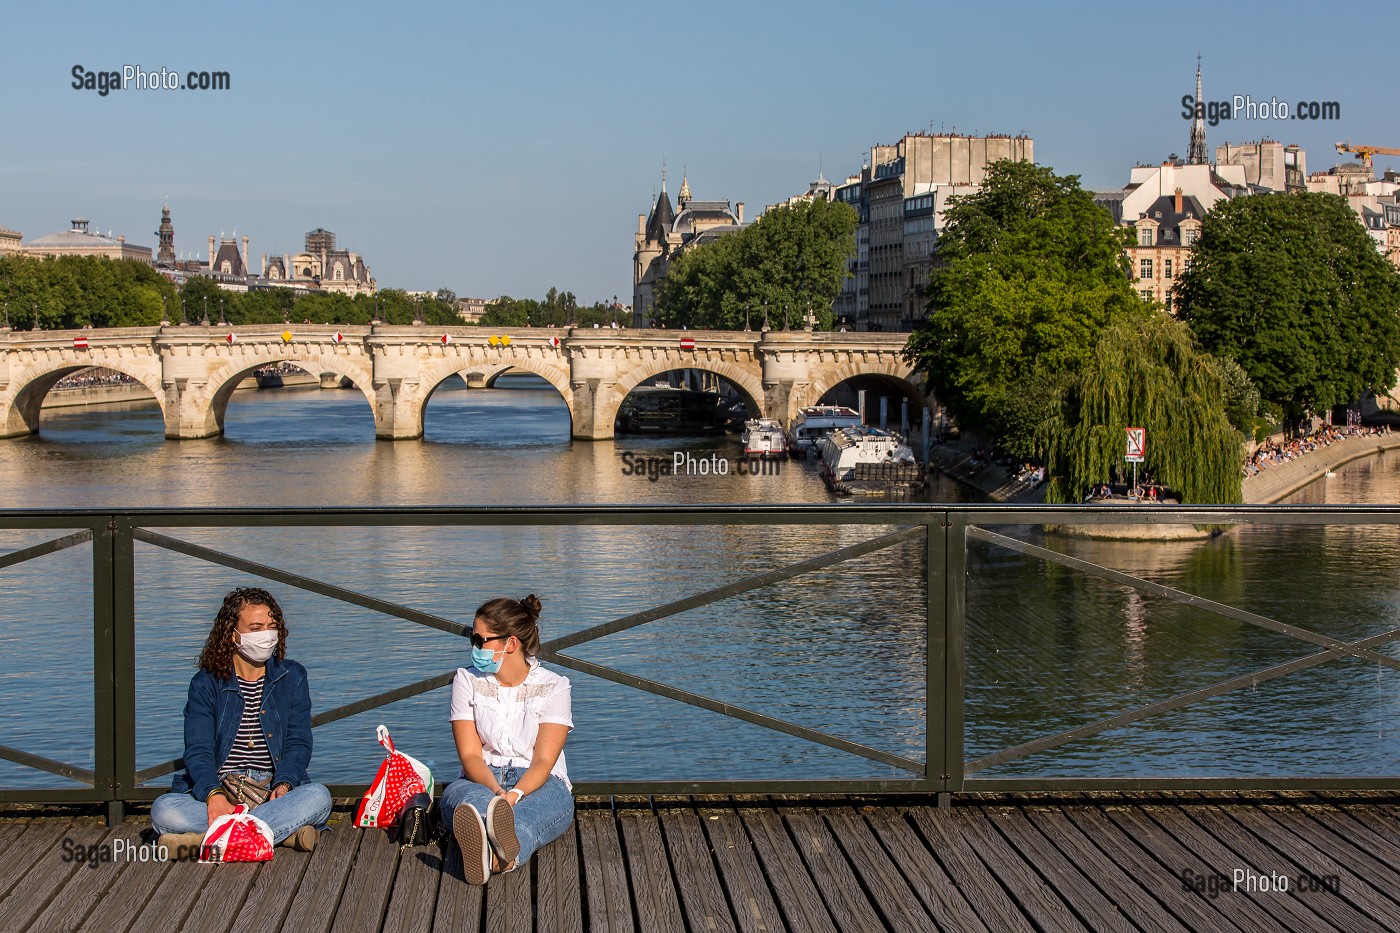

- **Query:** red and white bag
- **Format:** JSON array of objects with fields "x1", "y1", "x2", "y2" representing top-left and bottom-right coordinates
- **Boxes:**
[
  {"x1": 199, "y1": 804, "x2": 274, "y2": 863},
  {"x1": 354, "y1": 724, "x2": 435, "y2": 829}
]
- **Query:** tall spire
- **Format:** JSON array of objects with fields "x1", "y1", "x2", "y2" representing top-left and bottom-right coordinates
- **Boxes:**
[{"x1": 1188, "y1": 55, "x2": 1208, "y2": 165}]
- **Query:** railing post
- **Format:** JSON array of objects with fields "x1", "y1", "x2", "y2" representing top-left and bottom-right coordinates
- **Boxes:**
[
  {"x1": 92, "y1": 517, "x2": 120, "y2": 825},
  {"x1": 110, "y1": 516, "x2": 137, "y2": 824},
  {"x1": 943, "y1": 511, "x2": 967, "y2": 800},
  {"x1": 927, "y1": 510, "x2": 951, "y2": 802}
]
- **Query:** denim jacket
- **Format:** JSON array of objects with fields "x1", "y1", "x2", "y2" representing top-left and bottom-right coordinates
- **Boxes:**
[{"x1": 170, "y1": 656, "x2": 314, "y2": 800}]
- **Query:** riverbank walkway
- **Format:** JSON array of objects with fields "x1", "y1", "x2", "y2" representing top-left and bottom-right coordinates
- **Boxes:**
[{"x1": 3, "y1": 791, "x2": 1399, "y2": 931}]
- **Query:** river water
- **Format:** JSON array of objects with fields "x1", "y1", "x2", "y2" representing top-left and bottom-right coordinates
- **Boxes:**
[{"x1": 0, "y1": 378, "x2": 1396, "y2": 790}]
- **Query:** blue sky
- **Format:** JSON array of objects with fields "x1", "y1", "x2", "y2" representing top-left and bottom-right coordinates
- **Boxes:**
[{"x1": 0, "y1": 1, "x2": 1390, "y2": 303}]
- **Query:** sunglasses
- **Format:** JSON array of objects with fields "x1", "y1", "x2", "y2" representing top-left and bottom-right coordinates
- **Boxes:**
[{"x1": 469, "y1": 633, "x2": 510, "y2": 650}]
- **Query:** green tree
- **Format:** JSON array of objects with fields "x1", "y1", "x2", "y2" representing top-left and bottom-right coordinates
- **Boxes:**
[
  {"x1": 655, "y1": 198, "x2": 857, "y2": 330},
  {"x1": 904, "y1": 160, "x2": 1147, "y2": 458},
  {"x1": 1176, "y1": 192, "x2": 1400, "y2": 424},
  {"x1": 1040, "y1": 315, "x2": 1242, "y2": 504},
  {"x1": 479, "y1": 295, "x2": 531, "y2": 327}
]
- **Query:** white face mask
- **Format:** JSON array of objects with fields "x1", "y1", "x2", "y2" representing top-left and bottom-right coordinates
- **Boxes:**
[{"x1": 236, "y1": 629, "x2": 278, "y2": 664}]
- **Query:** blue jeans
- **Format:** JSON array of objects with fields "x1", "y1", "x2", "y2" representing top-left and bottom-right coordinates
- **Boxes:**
[
  {"x1": 151, "y1": 769, "x2": 332, "y2": 846},
  {"x1": 439, "y1": 765, "x2": 574, "y2": 868}
]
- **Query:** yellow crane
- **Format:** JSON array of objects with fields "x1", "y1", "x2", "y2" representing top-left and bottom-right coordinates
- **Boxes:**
[{"x1": 1334, "y1": 141, "x2": 1400, "y2": 168}]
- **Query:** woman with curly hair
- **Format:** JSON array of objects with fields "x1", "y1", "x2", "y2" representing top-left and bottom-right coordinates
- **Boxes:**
[
  {"x1": 440, "y1": 594, "x2": 575, "y2": 885},
  {"x1": 150, "y1": 587, "x2": 331, "y2": 858}
]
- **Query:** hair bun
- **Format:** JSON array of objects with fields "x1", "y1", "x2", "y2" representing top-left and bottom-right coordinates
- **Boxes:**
[{"x1": 520, "y1": 594, "x2": 542, "y2": 619}]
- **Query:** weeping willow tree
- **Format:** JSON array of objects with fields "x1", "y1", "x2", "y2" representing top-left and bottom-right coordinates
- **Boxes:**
[{"x1": 1041, "y1": 314, "x2": 1243, "y2": 504}]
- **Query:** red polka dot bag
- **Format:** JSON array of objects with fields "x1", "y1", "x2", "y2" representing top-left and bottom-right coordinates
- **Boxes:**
[
  {"x1": 199, "y1": 804, "x2": 275, "y2": 863},
  {"x1": 354, "y1": 724, "x2": 435, "y2": 829}
]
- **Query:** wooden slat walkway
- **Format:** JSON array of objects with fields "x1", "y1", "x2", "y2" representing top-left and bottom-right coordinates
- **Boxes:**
[{"x1": 2, "y1": 792, "x2": 1399, "y2": 932}]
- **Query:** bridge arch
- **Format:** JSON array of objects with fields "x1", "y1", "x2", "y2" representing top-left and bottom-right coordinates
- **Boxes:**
[
  {"x1": 1, "y1": 359, "x2": 166, "y2": 438},
  {"x1": 800, "y1": 360, "x2": 934, "y2": 427},
  {"x1": 414, "y1": 356, "x2": 576, "y2": 439},
  {"x1": 194, "y1": 352, "x2": 376, "y2": 438},
  {"x1": 603, "y1": 357, "x2": 766, "y2": 435}
]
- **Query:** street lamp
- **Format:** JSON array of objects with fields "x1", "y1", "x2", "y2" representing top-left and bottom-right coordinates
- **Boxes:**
[{"x1": 201, "y1": 296, "x2": 210, "y2": 326}]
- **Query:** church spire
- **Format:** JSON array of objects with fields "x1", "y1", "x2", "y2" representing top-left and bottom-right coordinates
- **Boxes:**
[
  {"x1": 678, "y1": 166, "x2": 691, "y2": 206},
  {"x1": 1188, "y1": 55, "x2": 1208, "y2": 165}
]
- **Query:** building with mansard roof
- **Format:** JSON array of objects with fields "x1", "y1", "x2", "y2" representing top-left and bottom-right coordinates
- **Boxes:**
[
  {"x1": 264, "y1": 227, "x2": 376, "y2": 296},
  {"x1": 632, "y1": 174, "x2": 746, "y2": 326},
  {"x1": 22, "y1": 217, "x2": 152, "y2": 263}
]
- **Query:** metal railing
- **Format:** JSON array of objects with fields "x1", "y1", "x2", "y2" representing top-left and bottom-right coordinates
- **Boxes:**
[{"x1": 1, "y1": 504, "x2": 1397, "y2": 824}]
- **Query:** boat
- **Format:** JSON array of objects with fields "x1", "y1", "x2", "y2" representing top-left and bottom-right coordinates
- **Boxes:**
[
  {"x1": 615, "y1": 386, "x2": 731, "y2": 435},
  {"x1": 815, "y1": 426, "x2": 921, "y2": 495},
  {"x1": 787, "y1": 405, "x2": 862, "y2": 458},
  {"x1": 741, "y1": 419, "x2": 789, "y2": 459}
]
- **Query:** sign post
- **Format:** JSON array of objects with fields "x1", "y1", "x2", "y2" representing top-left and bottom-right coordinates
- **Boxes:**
[{"x1": 1125, "y1": 427, "x2": 1146, "y2": 496}]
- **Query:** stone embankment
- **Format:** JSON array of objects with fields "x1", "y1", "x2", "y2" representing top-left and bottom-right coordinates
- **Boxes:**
[{"x1": 1242, "y1": 431, "x2": 1400, "y2": 503}]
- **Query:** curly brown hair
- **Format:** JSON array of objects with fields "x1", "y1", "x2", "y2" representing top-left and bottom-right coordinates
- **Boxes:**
[
  {"x1": 475, "y1": 594, "x2": 543, "y2": 656},
  {"x1": 197, "y1": 587, "x2": 288, "y2": 680}
]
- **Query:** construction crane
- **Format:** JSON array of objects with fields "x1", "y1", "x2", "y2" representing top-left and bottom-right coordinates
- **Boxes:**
[{"x1": 1334, "y1": 141, "x2": 1400, "y2": 168}]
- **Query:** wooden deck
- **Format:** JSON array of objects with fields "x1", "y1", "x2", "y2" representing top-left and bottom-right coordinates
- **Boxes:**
[{"x1": 2, "y1": 791, "x2": 1399, "y2": 932}]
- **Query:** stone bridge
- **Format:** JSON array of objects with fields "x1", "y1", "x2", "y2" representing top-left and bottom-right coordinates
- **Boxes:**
[{"x1": 0, "y1": 324, "x2": 929, "y2": 440}]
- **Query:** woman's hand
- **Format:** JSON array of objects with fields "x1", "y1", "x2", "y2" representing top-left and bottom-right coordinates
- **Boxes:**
[
  {"x1": 207, "y1": 793, "x2": 236, "y2": 824},
  {"x1": 270, "y1": 783, "x2": 291, "y2": 800}
]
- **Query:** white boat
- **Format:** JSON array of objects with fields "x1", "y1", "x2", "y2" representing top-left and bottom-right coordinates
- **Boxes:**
[
  {"x1": 816, "y1": 426, "x2": 920, "y2": 494},
  {"x1": 788, "y1": 405, "x2": 862, "y2": 457},
  {"x1": 741, "y1": 419, "x2": 789, "y2": 458}
]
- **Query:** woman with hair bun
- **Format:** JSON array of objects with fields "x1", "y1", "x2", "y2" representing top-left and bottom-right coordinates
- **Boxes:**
[{"x1": 440, "y1": 594, "x2": 575, "y2": 885}]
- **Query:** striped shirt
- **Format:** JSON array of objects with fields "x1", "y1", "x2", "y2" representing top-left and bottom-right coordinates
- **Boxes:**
[{"x1": 219, "y1": 675, "x2": 274, "y2": 775}]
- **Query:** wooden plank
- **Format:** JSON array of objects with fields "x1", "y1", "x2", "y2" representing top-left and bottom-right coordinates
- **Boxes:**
[
  {"x1": 617, "y1": 808, "x2": 684, "y2": 933},
  {"x1": 532, "y1": 818, "x2": 583, "y2": 933},
  {"x1": 821, "y1": 808, "x2": 937, "y2": 933},
  {"x1": 0, "y1": 818, "x2": 72, "y2": 899},
  {"x1": 282, "y1": 820, "x2": 364, "y2": 933},
  {"x1": 130, "y1": 853, "x2": 218, "y2": 932},
  {"x1": 330, "y1": 826, "x2": 403, "y2": 933},
  {"x1": 1139, "y1": 805, "x2": 1349, "y2": 932},
  {"x1": 182, "y1": 861, "x2": 264, "y2": 933},
  {"x1": 943, "y1": 808, "x2": 1089, "y2": 933},
  {"x1": 484, "y1": 854, "x2": 533, "y2": 932},
  {"x1": 226, "y1": 846, "x2": 316, "y2": 933},
  {"x1": 1001, "y1": 804, "x2": 1192, "y2": 933},
  {"x1": 1179, "y1": 802, "x2": 1383, "y2": 932},
  {"x1": 662, "y1": 806, "x2": 739, "y2": 933},
  {"x1": 1216, "y1": 803, "x2": 1400, "y2": 930},
  {"x1": 381, "y1": 843, "x2": 446, "y2": 933},
  {"x1": 862, "y1": 808, "x2": 991, "y2": 933},
  {"x1": 737, "y1": 808, "x2": 835, "y2": 933},
  {"x1": 577, "y1": 808, "x2": 634, "y2": 933},
  {"x1": 430, "y1": 837, "x2": 484, "y2": 933},
  {"x1": 699, "y1": 806, "x2": 787, "y2": 933},
  {"x1": 1, "y1": 821, "x2": 112, "y2": 931},
  {"x1": 26, "y1": 823, "x2": 150, "y2": 933},
  {"x1": 1090, "y1": 805, "x2": 1273, "y2": 933},
  {"x1": 780, "y1": 809, "x2": 884, "y2": 933},
  {"x1": 904, "y1": 807, "x2": 1038, "y2": 933},
  {"x1": 0, "y1": 818, "x2": 32, "y2": 863},
  {"x1": 1283, "y1": 794, "x2": 1400, "y2": 896},
  {"x1": 1024, "y1": 801, "x2": 1198, "y2": 930}
]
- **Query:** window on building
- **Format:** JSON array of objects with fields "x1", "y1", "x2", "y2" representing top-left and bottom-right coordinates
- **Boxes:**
[
  {"x1": 1182, "y1": 228, "x2": 1197, "y2": 246},
  {"x1": 1164, "y1": 259, "x2": 1173, "y2": 279},
  {"x1": 1140, "y1": 289, "x2": 1155, "y2": 301},
  {"x1": 1140, "y1": 258, "x2": 1153, "y2": 279},
  {"x1": 1139, "y1": 228, "x2": 1153, "y2": 246}
]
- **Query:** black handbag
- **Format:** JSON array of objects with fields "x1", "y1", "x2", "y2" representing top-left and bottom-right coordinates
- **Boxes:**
[{"x1": 395, "y1": 791, "x2": 440, "y2": 846}]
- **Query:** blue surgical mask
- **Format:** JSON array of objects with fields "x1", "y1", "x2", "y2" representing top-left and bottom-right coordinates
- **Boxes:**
[{"x1": 471, "y1": 645, "x2": 504, "y2": 674}]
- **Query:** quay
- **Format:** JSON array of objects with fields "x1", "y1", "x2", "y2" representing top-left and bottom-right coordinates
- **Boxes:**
[{"x1": 3, "y1": 792, "x2": 1399, "y2": 931}]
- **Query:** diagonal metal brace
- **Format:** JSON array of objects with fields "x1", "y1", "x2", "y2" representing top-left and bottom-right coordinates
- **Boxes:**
[
  {"x1": 545, "y1": 525, "x2": 925, "y2": 652},
  {"x1": 0, "y1": 744, "x2": 96, "y2": 784},
  {"x1": 967, "y1": 626, "x2": 1400, "y2": 773},
  {"x1": 0, "y1": 529, "x2": 94, "y2": 572},
  {"x1": 542, "y1": 649, "x2": 926, "y2": 775},
  {"x1": 132, "y1": 528, "x2": 468, "y2": 638},
  {"x1": 968, "y1": 526, "x2": 1400, "y2": 672}
]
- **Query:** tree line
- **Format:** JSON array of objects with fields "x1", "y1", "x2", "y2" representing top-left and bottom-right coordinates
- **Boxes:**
[{"x1": 904, "y1": 160, "x2": 1400, "y2": 504}]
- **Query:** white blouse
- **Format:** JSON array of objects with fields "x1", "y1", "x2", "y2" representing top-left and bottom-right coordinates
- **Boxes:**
[{"x1": 449, "y1": 659, "x2": 574, "y2": 789}]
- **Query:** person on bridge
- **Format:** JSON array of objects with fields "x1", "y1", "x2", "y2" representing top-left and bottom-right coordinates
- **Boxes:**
[
  {"x1": 149, "y1": 587, "x2": 331, "y2": 858},
  {"x1": 440, "y1": 594, "x2": 575, "y2": 885}
]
